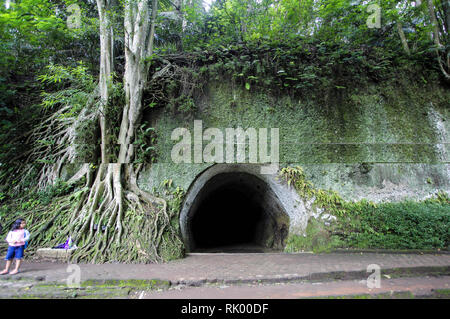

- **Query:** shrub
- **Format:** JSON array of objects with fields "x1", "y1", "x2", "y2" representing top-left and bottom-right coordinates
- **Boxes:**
[{"x1": 339, "y1": 200, "x2": 450, "y2": 250}]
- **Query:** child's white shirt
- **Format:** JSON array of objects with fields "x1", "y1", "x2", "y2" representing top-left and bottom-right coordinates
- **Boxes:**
[{"x1": 5, "y1": 229, "x2": 30, "y2": 246}]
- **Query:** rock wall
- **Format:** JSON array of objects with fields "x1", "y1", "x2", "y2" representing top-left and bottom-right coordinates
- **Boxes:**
[{"x1": 137, "y1": 79, "x2": 450, "y2": 240}]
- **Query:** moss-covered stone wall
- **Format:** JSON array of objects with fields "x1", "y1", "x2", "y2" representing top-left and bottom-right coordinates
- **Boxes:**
[{"x1": 138, "y1": 78, "x2": 449, "y2": 203}]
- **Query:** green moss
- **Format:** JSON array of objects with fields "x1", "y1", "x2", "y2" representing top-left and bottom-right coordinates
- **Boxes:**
[
  {"x1": 141, "y1": 66, "x2": 449, "y2": 193},
  {"x1": 281, "y1": 166, "x2": 450, "y2": 251},
  {"x1": 434, "y1": 289, "x2": 450, "y2": 297},
  {"x1": 80, "y1": 279, "x2": 170, "y2": 289},
  {"x1": 122, "y1": 50, "x2": 450, "y2": 258},
  {"x1": 158, "y1": 231, "x2": 185, "y2": 261},
  {"x1": 384, "y1": 266, "x2": 450, "y2": 278},
  {"x1": 285, "y1": 218, "x2": 343, "y2": 253},
  {"x1": 10, "y1": 282, "x2": 138, "y2": 299}
]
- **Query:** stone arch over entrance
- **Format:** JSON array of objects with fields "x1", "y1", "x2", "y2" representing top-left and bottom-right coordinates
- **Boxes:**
[{"x1": 180, "y1": 164, "x2": 301, "y2": 253}]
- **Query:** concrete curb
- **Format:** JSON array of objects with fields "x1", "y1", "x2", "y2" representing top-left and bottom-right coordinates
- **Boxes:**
[{"x1": 173, "y1": 265, "x2": 450, "y2": 287}]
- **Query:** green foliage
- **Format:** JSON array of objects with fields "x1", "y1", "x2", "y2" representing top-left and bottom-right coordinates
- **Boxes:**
[
  {"x1": 285, "y1": 218, "x2": 343, "y2": 253},
  {"x1": 280, "y1": 166, "x2": 450, "y2": 251},
  {"x1": 103, "y1": 79, "x2": 125, "y2": 162},
  {"x1": 34, "y1": 62, "x2": 99, "y2": 163},
  {"x1": 153, "y1": 183, "x2": 186, "y2": 261},
  {"x1": 280, "y1": 166, "x2": 347, "y2": 216},
  {"x1": 168, "y1": 94, "x2": 197, "y2": 113},
  {"x1": 338, "y1": 199, "x2": 450, "y2": 250},
  {"x1": 180, "y1": 40, "x2": 440, "y2": 103},
  {"x1": 178, "y1": 0, "x2": 449, "y2": 89},
  {"x1": 38, "y1": 62, "x2": 95, "y2": 114},
  {"x1": 38, "y1": 62, "x2": 94, "y2": 89},
  {"x1": 198, "y1": 0, "x2": 444, "y2": 55},
  {"x1": 0, "y1": 0, "x2": 101, "y2": 188},
  {"x1": 19, "y1": 179, "x2": 75, "y2": 209},
  {"x1": 37, "y1": 179, "x2": 75, "y2": 205},
  {"x1": 134, "y1": 123, "x2": 158, "y2": 164}
]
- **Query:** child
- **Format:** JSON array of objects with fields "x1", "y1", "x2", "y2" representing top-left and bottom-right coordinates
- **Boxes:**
[{"x1": 0, "y1": 219, "x2": 30, "y2": 275}]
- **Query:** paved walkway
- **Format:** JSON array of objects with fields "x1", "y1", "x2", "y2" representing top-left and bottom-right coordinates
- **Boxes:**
[
  {"x1": 1, "y1": 252, "x2": 449, "y2": 285},
  {"x1": 138, "y1": 275, "x2": 450, "y2": 299}
]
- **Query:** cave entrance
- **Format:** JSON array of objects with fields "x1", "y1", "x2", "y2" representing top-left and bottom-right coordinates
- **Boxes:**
[{"x1": 183, "y1": 172, "x2": 290, "y2": 253}]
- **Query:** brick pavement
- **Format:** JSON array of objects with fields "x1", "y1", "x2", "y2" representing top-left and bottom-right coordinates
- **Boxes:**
[{"x1": 0, "y1": 252, "x2": 449, "y2": 285}]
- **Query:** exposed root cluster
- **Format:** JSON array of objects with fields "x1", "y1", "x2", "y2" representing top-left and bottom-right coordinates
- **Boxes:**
[
  {"x1": 3, "y1": 94, "x2": 184, "y2": 263},
  {"x1": 12, "y1": 93, "x2": 98, "y2": 192},
  {"x1": 1, "y1": 163, "x2": 184, "y2": 263},
  {"x1": 145, "y1": 57, "x2": 204, "y2": 109},
  {"x1": 60, "y1": 163, "x2": 182, "y2": 263}
]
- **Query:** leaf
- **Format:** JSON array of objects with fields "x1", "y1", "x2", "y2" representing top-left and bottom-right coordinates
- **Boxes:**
[{"x1": 245, "y1": 82, "x2": 250, "y2": 90}]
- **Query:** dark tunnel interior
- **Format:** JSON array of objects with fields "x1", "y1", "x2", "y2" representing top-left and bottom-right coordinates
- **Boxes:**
[
  {"x1": 191, "y1": 186, "x2": 265, "y2": 249},
  {"x1": 186, "y1": 172, "x2": 289, "y2": 253}
]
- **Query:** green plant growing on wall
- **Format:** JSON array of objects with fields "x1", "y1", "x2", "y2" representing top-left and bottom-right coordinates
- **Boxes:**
[
  {"x1": 279, "y1": 166, "x2": 347, "y2": 216},
  {"x1": 285, "y1": 217, "x2": 343, "y2": 253},
  {"x1": 280, "y1": 166, "x2": 450, "y2": 252},
  {"x1": 134, "y1": 123, "x2": 158, "y2": 164}
]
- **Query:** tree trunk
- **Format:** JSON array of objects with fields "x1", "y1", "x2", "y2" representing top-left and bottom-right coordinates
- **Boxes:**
[
  {"x1": 16, "y1": 0, "x2": 183, "y2": 264},
  {"x1": 97, "y1": 0, "x2": 114, "y2": 163},
  {"x1": 66, "y1": 0, "x2": 182, "y2": 263},
  {"x1": 119, "y1": 0, "x2": 158, "y2": 163},
  {"x1": 444, "y1": 0, "x2": 450, "y2": 70},
  {"x1": 427, "y1": 0, "x2": 441, "y2": 46},
  {"x1": 174, "y1": 0, "x2": 184, "y2": 51},
  {"x1": 397, "y1": 22, "x2": 410, "y2": 55},
  {"x1": 427, "y1": 0, "x2": 450, "y2": 79},
  {"x1": 442, "y1": 0, "x2": 450, "y2": 41}
]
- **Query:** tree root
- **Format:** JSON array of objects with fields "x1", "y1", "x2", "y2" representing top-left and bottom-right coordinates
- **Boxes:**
[
  {"x1": 10, "y1": 92, "x2": 98, "y2": 194},
  {"x1": 1, "y1": 162, "x2": 184, "y2": 264},
  {"x1": 64, "y1": 163, "x2": 183, "y2": 263}
]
